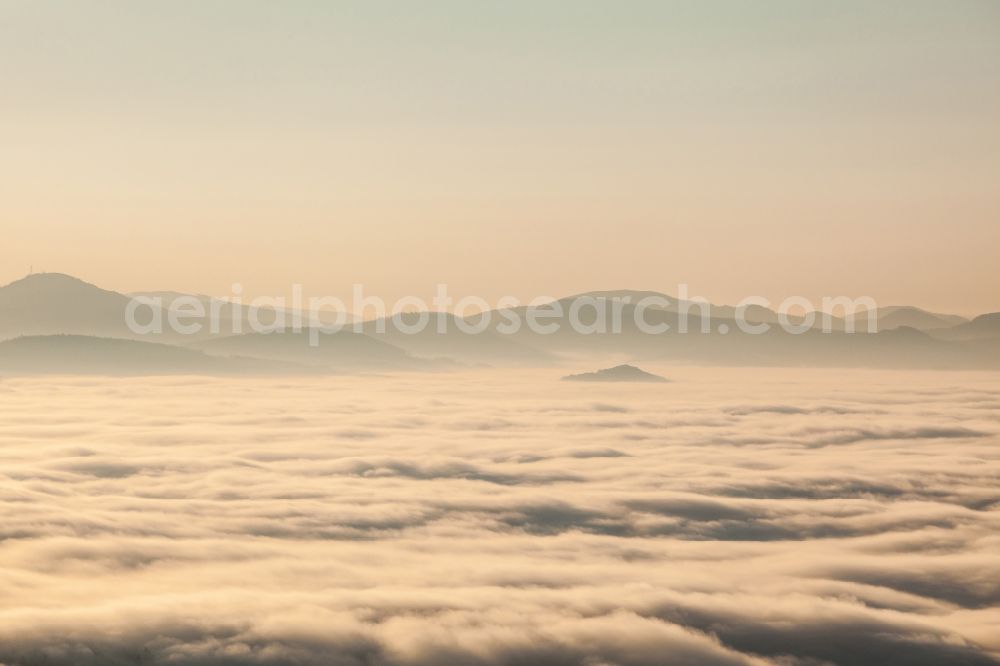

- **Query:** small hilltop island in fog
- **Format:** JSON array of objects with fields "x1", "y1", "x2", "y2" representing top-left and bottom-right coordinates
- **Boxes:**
[{"x1": 563, "y1": 364, "x2": 668, "y2": 383}]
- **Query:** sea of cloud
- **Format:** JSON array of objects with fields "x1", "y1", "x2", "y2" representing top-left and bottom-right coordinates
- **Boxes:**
[{"x1": 0, "y1": 366, "x2": 998, "y2": 666}]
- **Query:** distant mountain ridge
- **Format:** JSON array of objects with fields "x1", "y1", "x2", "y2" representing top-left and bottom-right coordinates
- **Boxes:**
[
  {"x1": 0, "y1": 272, "x2": 997, "y2": 374},
  {"x1": 927, "y1": 312, "x2": 1000, "y2": 342},
  {"x1": 191, "y1": 328, "x2": 439, "y2": 371},
  {"x1": 0, "y1": 335, "x2": 306, "y2": 375},
  {"x1": 867, "y1": 306, "x2": 968, "y2": 330}
]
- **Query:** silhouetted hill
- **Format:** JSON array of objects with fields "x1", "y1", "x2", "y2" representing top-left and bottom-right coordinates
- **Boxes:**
[
  {"x1": 0, "y1": 273, "x2": 147, "y2": 341},
  {"x1": 930, "y1": 312, "x2": 1000, "y2": 342},
  {"x1": 853, "y1": 306, "x2": 968, "y2": 331},
  {"x1": 563, "y1": 364, "x2": 668, "y2": 382}
]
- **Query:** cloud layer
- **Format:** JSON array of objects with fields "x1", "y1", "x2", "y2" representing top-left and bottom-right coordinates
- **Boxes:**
[{"x1": 0, "y1": 366, "x2": 998, "y2": 665}]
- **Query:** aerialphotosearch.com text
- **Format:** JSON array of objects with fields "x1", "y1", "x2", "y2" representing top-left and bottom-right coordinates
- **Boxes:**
[{"x1": 125, "y1": 284, "x2": 881, "y2": 347}]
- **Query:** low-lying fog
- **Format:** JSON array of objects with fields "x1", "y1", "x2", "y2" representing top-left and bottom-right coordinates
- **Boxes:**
[{"x1": 0, "y1": 367, "x2": 998, "y2": 665}]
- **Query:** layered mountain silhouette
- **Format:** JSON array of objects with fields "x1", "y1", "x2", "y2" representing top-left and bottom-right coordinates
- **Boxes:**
[
  {"x1": 856, "y1": 306, "x2": 967, "y2": 331},
  {"x1": 926, "y1": 312, "x2": 1000, "y2": 341},
  {"x1": 0, "y1": 335, "x2": 305, "y2": 375},
  {"x1": 0, "y1": 272, "x2": 997, "y2": 375},
  {"x1": 569, "y1": 291, "x2": 968, "y2": 332},
  {"x1": 129, "y1": 290, "x2": 353, "y2": 332},
  {"x1": 191, "y1": 329, "x2": 439, "y2": 371},
  {"x1": 359, "y1": 312, "x2": 554, "y2": 366}
]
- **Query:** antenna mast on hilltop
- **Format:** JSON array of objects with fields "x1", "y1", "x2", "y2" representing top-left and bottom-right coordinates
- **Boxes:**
[{"x1": 28, "y1": 265, "x2": 33, "y2": 276}]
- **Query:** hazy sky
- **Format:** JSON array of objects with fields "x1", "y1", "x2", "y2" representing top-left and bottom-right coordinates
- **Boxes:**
[{"x1": 2, "y1": 1, "x2": 998, "y2": 313}]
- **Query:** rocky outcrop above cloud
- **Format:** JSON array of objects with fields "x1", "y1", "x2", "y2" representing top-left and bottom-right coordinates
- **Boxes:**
[{"x1": 563, "y1": 364, "x2": 669, "y2": 383}]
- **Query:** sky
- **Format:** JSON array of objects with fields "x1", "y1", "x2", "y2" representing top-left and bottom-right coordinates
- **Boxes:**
[{"x1": 1, "y1": 1, "x2": 998, "y2": 314}]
